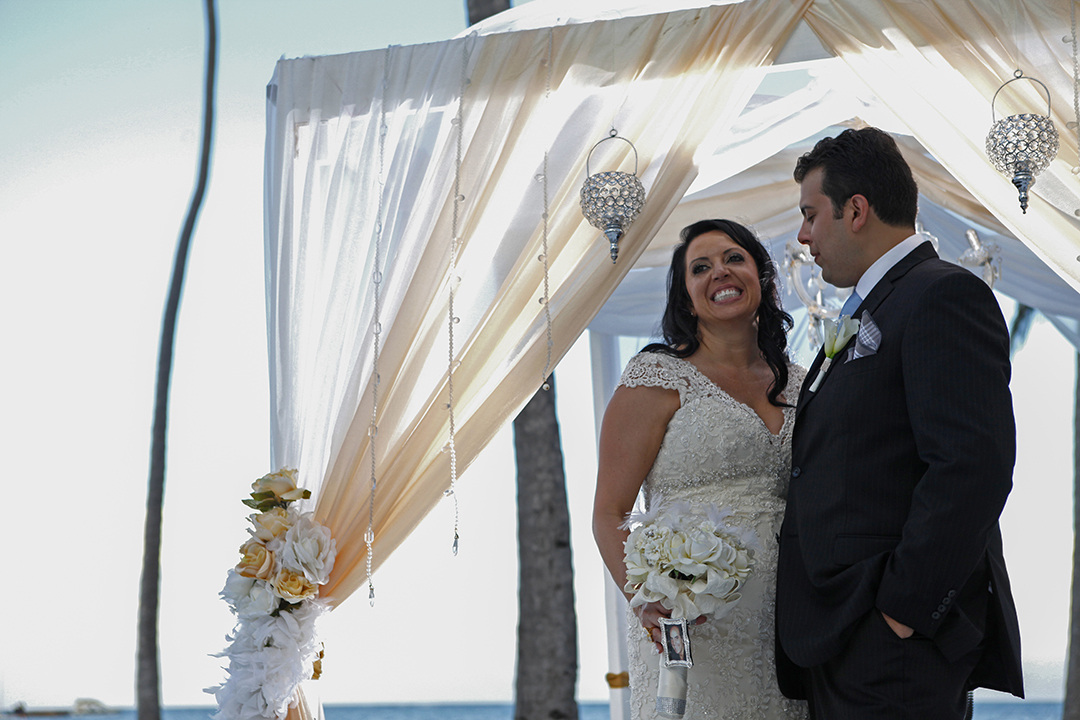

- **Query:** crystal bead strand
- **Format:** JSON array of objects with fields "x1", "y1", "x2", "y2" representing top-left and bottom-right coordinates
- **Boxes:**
[
  {"x1": 539, "y1": 28, "x2": 554, "y2": 392},
  {"x1": 365, "y1": 45, "x2": 392, "y2": 606},
  {"x1": 445, "y1": 34, "x2": 475, "y2": 555},
  {"x1": 1070, "y1": 0, "x2": 1079, "y2": 182}
]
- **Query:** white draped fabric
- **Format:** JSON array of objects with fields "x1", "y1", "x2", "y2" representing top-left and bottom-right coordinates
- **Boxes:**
[
  {"x1": 262, "y1": 0, "x2": 1080, "y2": 715},
  {"x1": 266, "y1": 0, "x2": 811, "y2": 607}
]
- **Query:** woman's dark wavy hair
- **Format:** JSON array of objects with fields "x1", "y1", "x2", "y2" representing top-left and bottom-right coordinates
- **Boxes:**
[{"x1": 642, "y1": 219, "x2": 794, "y2": 407}]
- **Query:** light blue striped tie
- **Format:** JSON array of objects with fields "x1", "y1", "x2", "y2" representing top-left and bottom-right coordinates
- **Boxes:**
[{"x1": 840, "y1": 289, "x2": 862, "y2": 318}]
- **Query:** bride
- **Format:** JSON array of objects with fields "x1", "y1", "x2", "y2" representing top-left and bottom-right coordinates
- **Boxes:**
[{"x1": 592, "y1": 219, "x2": 809, "y2": 719}]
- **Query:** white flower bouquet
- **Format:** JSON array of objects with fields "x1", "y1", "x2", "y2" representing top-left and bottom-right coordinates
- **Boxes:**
[
  {"x1": 623, "y1": 500, "x2": 755, "y2": 622},
  {"x1": 207, "y1": 468, "x2": 337, "y2": 720},
  {"x1": 624, "y1": 500, "x2": 756, "y2": 719}
]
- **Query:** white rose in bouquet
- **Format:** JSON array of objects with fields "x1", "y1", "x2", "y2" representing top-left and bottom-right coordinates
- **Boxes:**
[{"x1": 623, "y1": 499, "x2": 755, "y2": 620}]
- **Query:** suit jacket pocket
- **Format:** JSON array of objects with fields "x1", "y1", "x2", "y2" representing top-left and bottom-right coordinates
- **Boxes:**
[
  {"x1": 832, "y1": 534, "x2": 901, "y2": 566},
  {"x1": 837, "y1": 353, "x2": 883, "y2": 376}
]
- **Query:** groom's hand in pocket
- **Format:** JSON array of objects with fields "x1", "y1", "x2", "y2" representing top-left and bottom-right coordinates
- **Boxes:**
[{"x1": 881, "y1": 611, "x2": 914, "y2": 638}]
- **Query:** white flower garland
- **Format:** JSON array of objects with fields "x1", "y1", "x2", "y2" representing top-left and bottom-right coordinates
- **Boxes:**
[{"x1": 207, "y1": 468, "x2": 337, "y2": 720}]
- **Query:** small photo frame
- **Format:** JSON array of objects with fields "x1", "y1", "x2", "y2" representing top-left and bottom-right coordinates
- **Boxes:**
[{"x1": 659, "y1": 617, "x2": 693, "y2": 668}]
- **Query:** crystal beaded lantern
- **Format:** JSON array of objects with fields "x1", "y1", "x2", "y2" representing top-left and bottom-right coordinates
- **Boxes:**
[
  {"x1": 985, "y1": 71, "x2": 1059, "y2": 214},
  {"x1": 580, "y1": 131, "x2": 646, "y2": 263}
]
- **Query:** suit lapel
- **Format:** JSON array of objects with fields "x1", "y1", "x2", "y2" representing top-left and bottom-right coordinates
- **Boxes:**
[{"x1": 794, "y1": 241, "x2": 938, "y2": 421}]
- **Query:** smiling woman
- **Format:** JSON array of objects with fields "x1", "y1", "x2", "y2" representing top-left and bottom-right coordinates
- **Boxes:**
[
  {"x1": 641, "y1": 219, "x2": 794, "y2": 409},
  {"x1": 592, "y1": 218, "x2": 808, "y2": 720}
]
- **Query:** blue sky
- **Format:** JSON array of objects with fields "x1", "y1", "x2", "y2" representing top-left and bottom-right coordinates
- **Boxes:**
[{"x1": 0, "y1": 0, "x2": 1074, "y2": 709}]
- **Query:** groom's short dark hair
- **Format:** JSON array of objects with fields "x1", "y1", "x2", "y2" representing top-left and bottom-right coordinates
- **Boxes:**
[{"x1": 793, "y1": 127, "x2": 918, "y2": 229}]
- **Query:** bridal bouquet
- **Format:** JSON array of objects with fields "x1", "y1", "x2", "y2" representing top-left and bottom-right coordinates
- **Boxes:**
[
  {"x1": 623, "y1": 500, "x2": 755, "y2": 621},
  {"x1": 207, "y1": 468, "x2": 337, "y2": 720}
]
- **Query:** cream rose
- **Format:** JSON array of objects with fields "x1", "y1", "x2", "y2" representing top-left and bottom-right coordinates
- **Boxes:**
[
  {"x1": 670, "y1": 528, "x2": 723, "y2": 577},
  {"x1": 252, "y1": 468, "x2": 308, "y2": 502},
  {"x1": 249, "y1": 507, "x2": 292, "y2": 543},
  {"x1": 236, "y1": 538, "x2": 275, "y2": 580},
  {"x1": 272, "y1": 568, "x2": 318, "y2": 602}
]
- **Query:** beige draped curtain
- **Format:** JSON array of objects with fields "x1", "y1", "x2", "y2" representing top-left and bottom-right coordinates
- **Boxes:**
[{"x1": 265, "y1": 0, "x2": 812, "y2": 613}]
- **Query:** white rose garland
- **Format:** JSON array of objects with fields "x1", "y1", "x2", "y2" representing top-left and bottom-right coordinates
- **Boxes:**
[{"x1": 207, "y1": 468, "x2": 336, "y2": 720}]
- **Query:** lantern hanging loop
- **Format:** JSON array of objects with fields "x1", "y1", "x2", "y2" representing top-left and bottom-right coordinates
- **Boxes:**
[
  {"x1": 586, "y1": 129, "x2": 639, "y2": 176},
  {"x1": 990, "y1": 70, "x2": 1053, "y2": 122}
]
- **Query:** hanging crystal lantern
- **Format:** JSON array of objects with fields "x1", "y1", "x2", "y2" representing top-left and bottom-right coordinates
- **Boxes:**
[
  {"x1": 985, "y1": 70, "x2": 1059, "y2": 214},
  {"x1": 579, "y1": 130, "x2": 646, "y2": 263}
]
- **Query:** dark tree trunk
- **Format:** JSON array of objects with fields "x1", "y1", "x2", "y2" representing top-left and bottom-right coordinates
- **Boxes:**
[
  {"x1": 136, "y1": 1, "x2": 216, "y2": 717},
  {"x1": 460, "y1": 3, "x2": 575, "y2": 719},
  {"x1": 1064, "y1": 353, "x2": 1080, "y2": 720},
  {"x1": 466, "y1": 0, "x2": 510, "y2": 25},
  {"x1": 513, "y1": 374, "x2": 579, "y2": 720}
]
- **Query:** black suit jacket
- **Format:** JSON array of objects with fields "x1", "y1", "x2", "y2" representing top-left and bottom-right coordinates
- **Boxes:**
[{"x1": 775, "y1": 242, "x2": 1023, "y2": 697}]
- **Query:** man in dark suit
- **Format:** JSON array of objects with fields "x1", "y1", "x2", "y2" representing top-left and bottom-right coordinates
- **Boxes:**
[{"x1": 775, "y1": 127, "x2": 1024, "y2": 719}]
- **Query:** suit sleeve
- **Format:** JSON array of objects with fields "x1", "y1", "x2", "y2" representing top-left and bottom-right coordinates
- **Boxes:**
[{"x1": 874, "y1": 269, "x2": 1015, "y2": 638}]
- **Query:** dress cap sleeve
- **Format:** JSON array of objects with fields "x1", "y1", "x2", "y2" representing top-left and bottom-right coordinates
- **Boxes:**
[{"x1": 617, "y1": 351, "x2": 692, "y2": 403}]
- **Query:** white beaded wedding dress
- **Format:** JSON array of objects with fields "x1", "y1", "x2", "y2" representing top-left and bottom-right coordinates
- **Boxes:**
[{"x1": 619, "y1": 351, "x2": 809, "y2": 720}]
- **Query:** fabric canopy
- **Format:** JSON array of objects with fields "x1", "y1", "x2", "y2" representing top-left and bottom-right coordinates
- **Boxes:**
[
  {"x1": 262, "y1": 0, "x2": 1080, "y2": 714},
  {"x1": 265, "y1": 0, "x2": 812, "y2": 606}
]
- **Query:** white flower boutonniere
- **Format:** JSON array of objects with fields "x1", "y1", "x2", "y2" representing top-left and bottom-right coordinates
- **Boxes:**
[{"x1": 807, "y1": 315, "x2": 860, "y2": 392}]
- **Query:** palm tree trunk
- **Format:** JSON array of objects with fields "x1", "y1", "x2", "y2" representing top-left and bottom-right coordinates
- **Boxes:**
[
  {"x1": 513, "y1": 374, "x2": 579, "y2": 720},
  {"x1": 136, "y1": 2, "x2": 216, "y2": 717},
  {"x1": 1063, "y1": 352, "x2": 1080, "y2": 720},
  {"x1": 467, "y1": 0, "x2": 508, "y2": 25}
]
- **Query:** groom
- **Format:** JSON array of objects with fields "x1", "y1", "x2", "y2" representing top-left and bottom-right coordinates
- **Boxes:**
[{"x1": 775, "y1": 127, "x2": 1023, "y2": 719}]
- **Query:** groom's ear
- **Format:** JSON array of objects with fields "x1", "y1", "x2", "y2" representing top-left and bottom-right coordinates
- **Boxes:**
[{"x1": 848, "y1": 193, "x2": 871, "y2": 233}]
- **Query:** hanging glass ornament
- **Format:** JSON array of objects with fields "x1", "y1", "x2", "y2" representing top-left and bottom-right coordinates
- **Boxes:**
[
  {"x1": 957, "y1": 228, "x2": 1002, "y2": 288},
  {"x1": 985, "y1": 70, "x2": 1060, "y2": 214},
  {"x1": 579, "y1": 130, "x2": 646, "y2": 263}
]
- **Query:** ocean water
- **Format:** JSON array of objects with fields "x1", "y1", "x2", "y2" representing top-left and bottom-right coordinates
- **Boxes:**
[{"x1": 118, "y1": 701, "x2": 1066, "y2": 720}]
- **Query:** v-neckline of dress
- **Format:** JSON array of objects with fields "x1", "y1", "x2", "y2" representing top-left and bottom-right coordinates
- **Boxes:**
[{"x1": 677, "y1": 356, "x2": 790, "y2": 439}]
